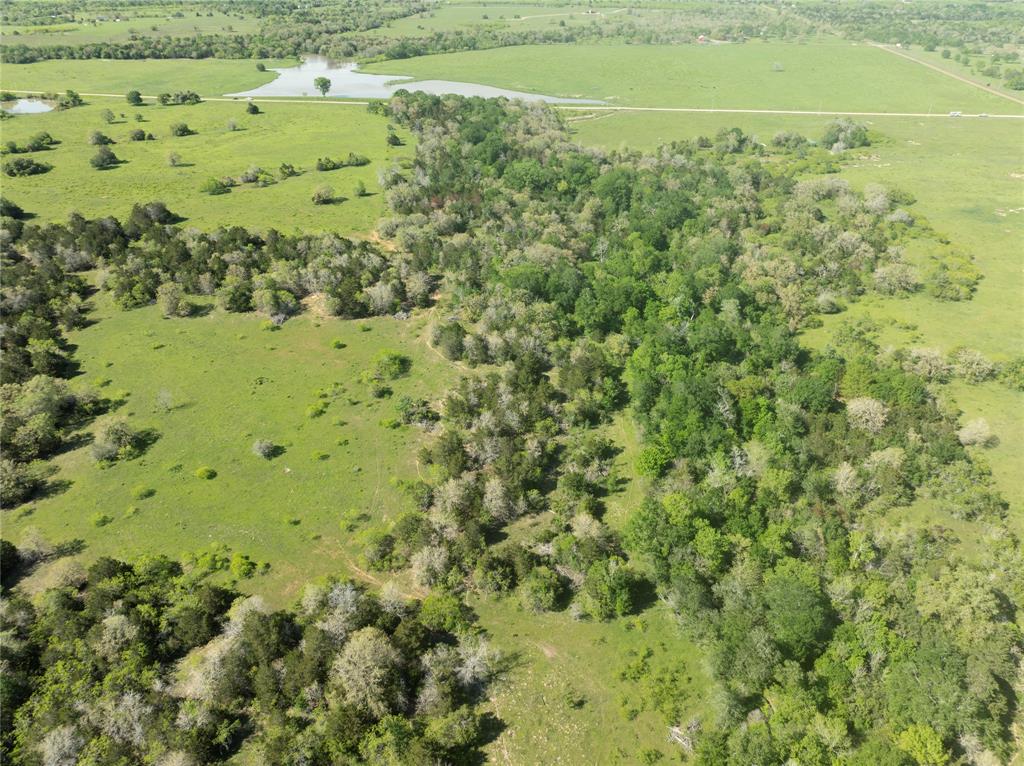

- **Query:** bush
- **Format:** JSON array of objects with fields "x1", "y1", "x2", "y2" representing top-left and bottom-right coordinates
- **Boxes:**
[
  {"x1": 89, "y1": 131, "x2": 114, "y2": 145},
  {"x1": 519, "y1": 566, "x2": 564, "y2": 612},
  {"x1": 90, "y1": 146, "x2": 120, "y2": 169},
  {"x1": 252, "y1": 439, "x2": 276, "y2": 459},
  {"x1": 312, "y1": 185, "x2": 334, "y2": 205},
  {"x1": 129, "y1": 128, "x2": 147, "y2": 141},
  {"x1": 126, "y1": 90, "x2": 143, "y2": 106},
  {"x1": 169, "y1": 122, "x2": 195, "y2": 137},
  {"x1": 246, "y1": 101, "x2": 260, "y2": 114},
  {"x1": 3, "y1": 157, "x2": 51, "y2": 176},
  {"x1": 91, "y1": 419, "x2": 145, "y2": 462},
  {"x1": 194, "y1": 466, "x2": 217, "y2": 480},
  {"x1": 200, "y1": 177, "x2": 231, "y2": 195}
]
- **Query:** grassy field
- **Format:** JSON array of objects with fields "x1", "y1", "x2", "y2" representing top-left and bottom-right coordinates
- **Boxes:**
[
  {"x1": 1, "y1": 58, "x2": 295, "y2": 97},
  {"x1": 1, "y1": 98, "x2": 410, "y2": 232},
  {"x1": 364, "y1": 39, "x2": 1023, "y2": 113},
  {"x1": 5, "y1": 10, "x2": 261, "y2": 46},
  {"x1": 4, "y1": 291, "x2": 455, "y2": 607},
  {"x1": 474, "y1": 599, "x2": 713, "y2": 765}
]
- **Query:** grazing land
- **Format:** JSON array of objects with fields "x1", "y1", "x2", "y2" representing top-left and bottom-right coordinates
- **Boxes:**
[
  {"x1": 4, "y1": 290, "x2": 453, "y2": 606},
  {"x1": 0, "y1": 98, "x2": 410, "y2": 231},
  {"x1": 365, "y1": 39, "x2": 1023, "y2": 113}
]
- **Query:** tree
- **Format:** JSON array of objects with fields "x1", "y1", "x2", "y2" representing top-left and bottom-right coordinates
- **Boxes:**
[
  {"x1": 90, "y1": 145, "x2": 120, "y2": 170},
  {"x1": 896, "y1": 725, "x2": 949, "y2": 766},
  {"x1": 156, "y1": 282, "x2": 188, "y2": 317},
  {"x1": 312, "y1": 185, "x2": 334, "y2": 205},
  {"x1": 314, "y1": 76, "x2": 331, "y2": 96},
  {"x1": 167, "y1": 151, "x2": 182, "y2": 167},
  {"x1": 354, "y1": 180, "x2": 367, "y2": 197},
  {"x1": 246, "y1": 101, "x2": 260, "y2": 115},
  {"x1": 331, "y1": 627, "x2": 405, "y2": 718},
  {"x1": 256, "y1": 62, "x2": 266, "y2": 72},
  {"x1": 252, "y1": 439, "x2": 276, "y2": 459},
  {"x1": 126, "y1": 90, "x2": 143, "y2": 106},
  {"x1": 101, "y1": 108, "x2": 115, "y2": 124},
  {"x1": 169, "y1": 122, "x2": 194, "y2": 137},
  {"x1": 89, "y1": 131, "x2": 114, "y2": 145}
]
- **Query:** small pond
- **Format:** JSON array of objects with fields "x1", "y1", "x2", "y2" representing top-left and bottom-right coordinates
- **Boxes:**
[
  {"x1": 226, "y1": 55, "x2": 602, "y2": 104},
  {"x1": 2, "y1": 99, "x2": 55, "y2": 115}
]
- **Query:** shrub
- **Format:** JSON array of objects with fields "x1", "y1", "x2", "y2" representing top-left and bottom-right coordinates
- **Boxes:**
[
  {"x1": 373, "y1": 350, "x2": 412, "y2": 379},
  {"x1": 957, "y1": 418, "x2": 995, "y2": 447},
  {"x1": 169, "y1": 122, "x2": 194, "y2": 137},
  {"x1": 279, "y1": 162, "x2": 298, "y2": 178},
  {"x1": 3, "y1": 157, "x2": 51, "y2": 176},
  {"x1": 129, "y1": 128, "x2": 147, "y2": 141},
  {"x1": 200, "y1": 177, "x2": 230, "y2": 195},
  {"x1": 91, "y1": 513, "x2": 114, "y2": 527},
  {"x1": 91, "y1": 419, "x2": 145, "y2": 462},
  {"x1": 246, "y1": 101, "x2": 260, "y2": 114},
  {"x1": 126, "y1": 90, "x2": 143, "y2": 106},
  {"x1": 194, "y1": 466, "x2": 217, "y2": 479},
  {"x1": 252, "y1": 439, "x2": 275, "y2": 459},
  {"x1": 90, "y1": 146, "x2": 120, "y2": 169},
  {"x1": 89, "y1": 131, "x2": 114, "y2": 145},
  {"x1": 131, "y1": 485, "x2": 155, "y2": 500},
  {"x1": 312, "y1": 185, "x2": 334, "y2": 204},
  {"x1": 519, "y1": 566, "x2": 564, "y2": 612}
]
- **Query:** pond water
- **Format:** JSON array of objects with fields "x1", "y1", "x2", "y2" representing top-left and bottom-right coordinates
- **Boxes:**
[
  {"x1": 226, "y1": 55, "x2": 602, "y2": 104},
  {"x1": 2, "y1": 99, "x2": 54, "y2": 114}
]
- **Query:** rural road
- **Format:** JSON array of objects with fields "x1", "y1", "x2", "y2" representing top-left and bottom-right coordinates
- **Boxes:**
[{"x1": 8, "y1": 89, "x2": 1024, "y2": 119}]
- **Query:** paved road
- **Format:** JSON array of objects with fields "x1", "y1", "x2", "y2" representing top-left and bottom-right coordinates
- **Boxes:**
[{"x1": 8, "y1": 88, "x2": 1024, "y2": 119}]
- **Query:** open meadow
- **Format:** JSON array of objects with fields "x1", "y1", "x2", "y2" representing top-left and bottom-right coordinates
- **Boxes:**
[
  {"x1": 365, "y1": 38, "x2": 1023, "y2": 113},
  {"x1": 3, "y1": 289, "x2": 454, "y2": 607},
  {"x1": 1, "y1": 96, "x2": 411, "y2": 232}
]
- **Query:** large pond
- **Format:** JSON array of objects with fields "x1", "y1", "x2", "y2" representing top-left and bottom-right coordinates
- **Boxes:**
[
  {"x1": 226, "y1": 55, "x2": 602, "y2": 103},
  {"x1": 2, "y1": 99, "x2": 54, "y2": 115}
]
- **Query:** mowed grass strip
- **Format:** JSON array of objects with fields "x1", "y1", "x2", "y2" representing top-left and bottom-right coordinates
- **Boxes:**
[
  {"x1": 5, "y1": 292, "x2": 454, "y2": 606},
  {"x1": 1, "y1": 98, "x2": 411, "y2": 232},
  {"x1": 363, "y1": 40, "x2": 1022, "y2": 113}
]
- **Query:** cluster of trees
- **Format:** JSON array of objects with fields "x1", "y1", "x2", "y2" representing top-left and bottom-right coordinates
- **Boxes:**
[
  {"x1": 792, "y1": 1, "x2": 1024, "y2": 50},
  {"x1": 364, "y1": 92, "x2": 1019, "y2": 764},
  {"x1": 2, "y1": 199, "x2": 431, "y2": 321},
  {"x1": 1, "y1": 552, "x2": 500, "y2": 764},
  {"x1": 0, "y1": 0, "x2": 819, "y2": 65}
]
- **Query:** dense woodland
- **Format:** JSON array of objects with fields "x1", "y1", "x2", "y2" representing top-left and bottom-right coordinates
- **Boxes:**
[{"x1": 1, "y1": 88, "x2": 1021, "y2": 763}]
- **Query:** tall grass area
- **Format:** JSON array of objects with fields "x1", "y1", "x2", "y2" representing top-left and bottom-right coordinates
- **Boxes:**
[
  {"x1": 1, "y1": 99, "x2": 410, "y2": 232},
  {"x1": 4, "y1": 291, "x2": 455, "y2": 606},
  {"x1": 364, "y1": 39, "x2": 1022, "y2": 112}
]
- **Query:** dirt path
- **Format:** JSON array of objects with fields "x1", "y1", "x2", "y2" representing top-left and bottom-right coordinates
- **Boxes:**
[{"x1": 869, "y1": 43, "x2": 1024, "y2": 108}]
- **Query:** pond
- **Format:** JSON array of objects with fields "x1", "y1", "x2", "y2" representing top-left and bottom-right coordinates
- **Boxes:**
[
  {"x1": 2, "y1": 99, "x2": 54, "y2": 115},
  {"x1": 226, "y1": 55, "x2": 602, "y2": 104}
]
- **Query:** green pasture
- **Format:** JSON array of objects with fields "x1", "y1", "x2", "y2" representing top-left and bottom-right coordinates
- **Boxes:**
[
  {"x1": 0, "y1": 57, "x2": 294, "y2": 97},
  {"x1": 1, "y1": 98, "x2": 410, "y2": 232},
  {"x1": 365, "y1": 40, "x2": 1023, "y2": 112},
  {"x1": 4, "y1": 292, "x2": 455, "y2": 607},
  {"x1": 473, "y1": 599, "x2": 714, "y2": 765},
  {"x1": 5, "y1": 10, "x2": 261, "y2": 46}
]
